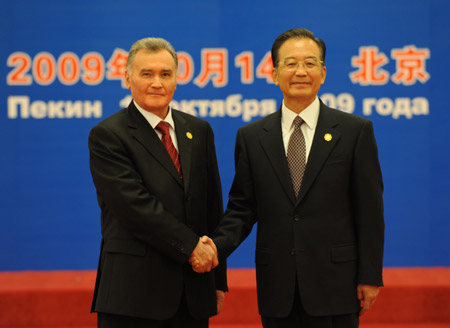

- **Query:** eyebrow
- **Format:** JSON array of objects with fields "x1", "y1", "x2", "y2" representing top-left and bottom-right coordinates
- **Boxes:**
[
  {"x1": 282, "y1": 55, "x2": 320, "y2": 61},
  {"x1": 140, "y1": 68, "x2": 174, "y2": 73}
]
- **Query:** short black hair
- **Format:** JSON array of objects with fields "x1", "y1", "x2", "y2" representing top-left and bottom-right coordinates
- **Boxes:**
[{"x1": 271, "y1": 28, "x2": 326, "y2": 67}]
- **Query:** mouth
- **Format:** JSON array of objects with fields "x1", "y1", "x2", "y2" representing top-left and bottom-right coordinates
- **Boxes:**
[
  {"x1": 290, "y1": 82, "x2": 311, "y2": 88},
  {"x1": 291, "y1": 81, "x2": 310, "y2": 86}
]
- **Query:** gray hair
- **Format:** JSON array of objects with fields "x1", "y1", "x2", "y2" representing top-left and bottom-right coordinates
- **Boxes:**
[{"x1": 126, "y1": 37, "x2": 178, "y2": 73}]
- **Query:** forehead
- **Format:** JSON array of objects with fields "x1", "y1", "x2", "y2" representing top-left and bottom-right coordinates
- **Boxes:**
[
  {"x1": 278, "y1": 38, "x2": 321, "y2": 58},
  {"x1": 132, "y1": 49, "x2": 176, "y2": 69}
]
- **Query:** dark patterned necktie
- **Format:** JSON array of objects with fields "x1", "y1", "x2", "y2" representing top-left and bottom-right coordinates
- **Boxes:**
[
  {"x1": 155, "y1": 121, "x2": 182, "y2": 179},
  {"x1": 287, "y1": 116, "x2": 306, "y2": 197}
]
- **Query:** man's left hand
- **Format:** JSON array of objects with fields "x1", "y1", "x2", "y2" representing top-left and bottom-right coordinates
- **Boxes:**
[
  {"x1": 216, "y1": 290, "x2": 225, "y2": 314},
  {"x1": 357, "y1": 284, "x2": 379, "y2": 316}
]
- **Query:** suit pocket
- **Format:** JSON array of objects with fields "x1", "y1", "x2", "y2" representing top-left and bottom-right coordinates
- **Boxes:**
[
  {"x1": 331, "y1": 244, "x2": 357, "y2": 263},
  {"x1": 103, "y1": 239, "x2": 147, "y2": 257}
]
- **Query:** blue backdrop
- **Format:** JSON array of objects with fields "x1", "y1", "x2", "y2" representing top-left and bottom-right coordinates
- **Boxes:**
[{"x1": 1, "y1": 0, "x2": 449, "y2": 270}]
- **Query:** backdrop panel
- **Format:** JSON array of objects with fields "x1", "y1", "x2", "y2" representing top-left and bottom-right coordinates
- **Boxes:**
[{"x1": 1, "y1": 0, "x2": 449, "y2": 270}]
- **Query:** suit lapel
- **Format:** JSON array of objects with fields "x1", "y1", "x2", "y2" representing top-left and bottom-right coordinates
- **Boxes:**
[
  {"x1": 173, "y1": 110, "x2": 193, "y2": 192},
  {"x1": 259, "y1": 110, "x2": 297, "y2": 205},
  {"x1": 127, "y1": 103, "x2": 183, "y2": 186},
  {"x1": 296, "y1": 102, "x2": 340, "y2": 205}
]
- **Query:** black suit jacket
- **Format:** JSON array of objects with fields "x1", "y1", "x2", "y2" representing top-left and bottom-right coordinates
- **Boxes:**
[
  {"x1": 89, "y1": 101, "x2": 227, "y2": 320},
  {"x1": 214, "y1": 100, "x2": 384, "y2": 317}
]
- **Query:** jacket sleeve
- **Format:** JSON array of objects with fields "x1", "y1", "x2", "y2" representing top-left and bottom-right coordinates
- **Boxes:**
[
  {"x1": 213, "y1": 128, "x2": 257, "y2": 261},
  {"x1": 205, "y1": 123, "x2": 228, "y2": 291},
  {"x1": 352, "y1": 120, "x2": 385, "y2": 286}
]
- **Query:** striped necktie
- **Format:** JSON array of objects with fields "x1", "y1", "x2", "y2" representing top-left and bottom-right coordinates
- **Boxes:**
[{"x1": 155, "y1": 121, "x2": 182, "y2": 179}]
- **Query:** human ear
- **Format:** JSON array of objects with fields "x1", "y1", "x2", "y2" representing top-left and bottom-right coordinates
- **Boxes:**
[
  {"x1": 124, "y1": 71, "x2": 131, "y2": 89},
  {"x1": 272, "y1": 68, "x2": 279, "y2": 85}
]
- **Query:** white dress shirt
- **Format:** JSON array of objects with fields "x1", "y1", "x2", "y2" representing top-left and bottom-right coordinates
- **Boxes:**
[
  {"x1": 134, "y1": 101, "x2": 179, "y2": 151},
  {"x1": 281, "y1": 97, "x2": 320, "y2": 162}
]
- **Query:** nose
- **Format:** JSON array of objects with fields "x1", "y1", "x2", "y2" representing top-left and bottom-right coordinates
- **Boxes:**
[
  {"x1": 150, "y1": 76, "x2": 163, "y2": 88},
  {"x1": 294, "y1": 63, "x2": 307, "y2": 75}
]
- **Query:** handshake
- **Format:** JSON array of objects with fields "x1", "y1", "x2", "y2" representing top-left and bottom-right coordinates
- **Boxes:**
[{"x1": 189, "y1": 235, "x2": 218, "y2": 273}]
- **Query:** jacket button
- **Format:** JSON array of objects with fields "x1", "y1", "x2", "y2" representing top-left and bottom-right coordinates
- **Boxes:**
[
  {"x1": 294, "y1": 216, "x2": 300, "y2": 222},
  {"x1": 290, "y1": 249, "x2": 296, "y2": 256}
]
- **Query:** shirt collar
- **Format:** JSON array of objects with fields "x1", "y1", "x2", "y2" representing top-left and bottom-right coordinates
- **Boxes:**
[
  {"x1": 281, "y1": 97, "x2": 320, "y2": 131},
  {"x1": 134, "y1": 100, "x2": 176, "y2": 130}
]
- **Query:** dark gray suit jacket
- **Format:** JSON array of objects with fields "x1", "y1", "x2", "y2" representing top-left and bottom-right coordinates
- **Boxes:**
[
  {"x1": 214, "y1": 100, "x2": 384, "y2": 317},
  {"x1": 89, "y1": 101, "x2": 227, "y2": 320}
]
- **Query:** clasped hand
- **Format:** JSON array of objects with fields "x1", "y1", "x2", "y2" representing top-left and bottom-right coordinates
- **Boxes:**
[{"x1": 189, "y1": 236, "x2": 218, "y2": 273}]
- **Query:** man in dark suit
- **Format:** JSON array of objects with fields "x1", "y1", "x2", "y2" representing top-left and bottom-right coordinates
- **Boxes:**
[
  {"x1": 89, "y1": 37, "x2": 226, "y2": 328},
  {"x1": 207, "y1": 28, "x2": 384, "y2": 327}
]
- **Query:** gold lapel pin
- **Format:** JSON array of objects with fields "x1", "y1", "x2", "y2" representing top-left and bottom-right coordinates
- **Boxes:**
[
  {"x1": 324, "y1": 133, "x2": 332, "y2": 142},
  {"x1": 186, "y1": 132, "x2": 193, "y2": 139}
]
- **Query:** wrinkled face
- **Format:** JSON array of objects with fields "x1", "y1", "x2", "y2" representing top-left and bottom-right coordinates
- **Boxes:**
[
  {"x1": 272, "y1": 38, "x2": 326, "y2": 110},
  {"x1": 125, "y1": 49, "x2": 177, "y2": 117}
]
